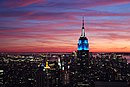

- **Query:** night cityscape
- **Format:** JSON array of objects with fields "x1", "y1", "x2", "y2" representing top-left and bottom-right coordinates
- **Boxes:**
[
  {"x1": 0, "y1": 0, "x2": 130, "y2": 87},
  {"x1": 1, "y1": 18, "x2": 130, "y2": 87}
]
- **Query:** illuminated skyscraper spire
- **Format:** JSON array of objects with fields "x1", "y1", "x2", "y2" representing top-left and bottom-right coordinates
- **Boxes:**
[
  {"x1": 81, "y1": 16, "x2": 85, "y2": 37},
  {"x1": 78, "y1": 16, "x2": 89, "y2": 51}
]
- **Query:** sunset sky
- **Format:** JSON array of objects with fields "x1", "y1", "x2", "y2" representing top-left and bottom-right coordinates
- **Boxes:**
[{"x1": 0, "y1": 0, "x2": 130, "y2": 52}]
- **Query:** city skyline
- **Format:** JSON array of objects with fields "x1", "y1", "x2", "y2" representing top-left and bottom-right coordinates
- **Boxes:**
[{"x1": 0, "y1": 0, "x2": 130, "y2": 52}]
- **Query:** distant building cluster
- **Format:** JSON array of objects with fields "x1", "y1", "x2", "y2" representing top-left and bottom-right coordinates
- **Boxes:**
[
  {"x1": 0, "y1": 52, "x2": 130, "y2": 87},
  {"x1": 70, "y1": 52, "x2": 130, "y2": 87}
]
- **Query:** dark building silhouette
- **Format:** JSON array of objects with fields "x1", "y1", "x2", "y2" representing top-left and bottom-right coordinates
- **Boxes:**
[
  {"x1": 36, "y1": 63, "x2": 46, "y2": 87},
  {"x1": 69, "y1": 18, "x2": 91, "y2": 87}
]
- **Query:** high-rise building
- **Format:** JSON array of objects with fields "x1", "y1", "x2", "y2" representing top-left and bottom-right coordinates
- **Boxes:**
[
  {"x1": 69, "y1": 18, "x2": 90, "y2": 87},
  {"x1": 77, "y1": 17, "x2": 89, "y2": 63},
  {"x1": 36, "y1": 63, "x2": 46, "y2": 87}
]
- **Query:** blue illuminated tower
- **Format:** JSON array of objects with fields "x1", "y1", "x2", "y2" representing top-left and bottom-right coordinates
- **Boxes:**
[
  {"x1": 70, "y1": 17, "x2": 90, "y2": 86},
  {"x1": 77, "y1": 17, "x2": 89, "y2": 60}
]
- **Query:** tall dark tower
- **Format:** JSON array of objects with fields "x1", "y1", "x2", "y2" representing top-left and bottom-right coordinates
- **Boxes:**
[
  {"x1": 69, "y1": 17, "x2": 90, "y2": 86},
  {"x1": 77, "y1": 17, "x2": 89, "y2": 61}
]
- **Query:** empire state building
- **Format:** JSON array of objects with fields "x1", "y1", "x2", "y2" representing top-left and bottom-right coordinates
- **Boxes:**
[
  {"x1": 77, "y1": 17, "x2": 89, "y2": 62},
  {"x1": 70, "y1": 18, "x2": 90, "y2": 86}
]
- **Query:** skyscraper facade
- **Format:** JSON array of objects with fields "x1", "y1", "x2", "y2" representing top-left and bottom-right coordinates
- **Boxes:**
[
  {"x1": 69, "y1": 18, "x2": 90, "y2": 87},
  {"x1": 77, "y1": 17, "x2": 89, "y2": 63}
]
